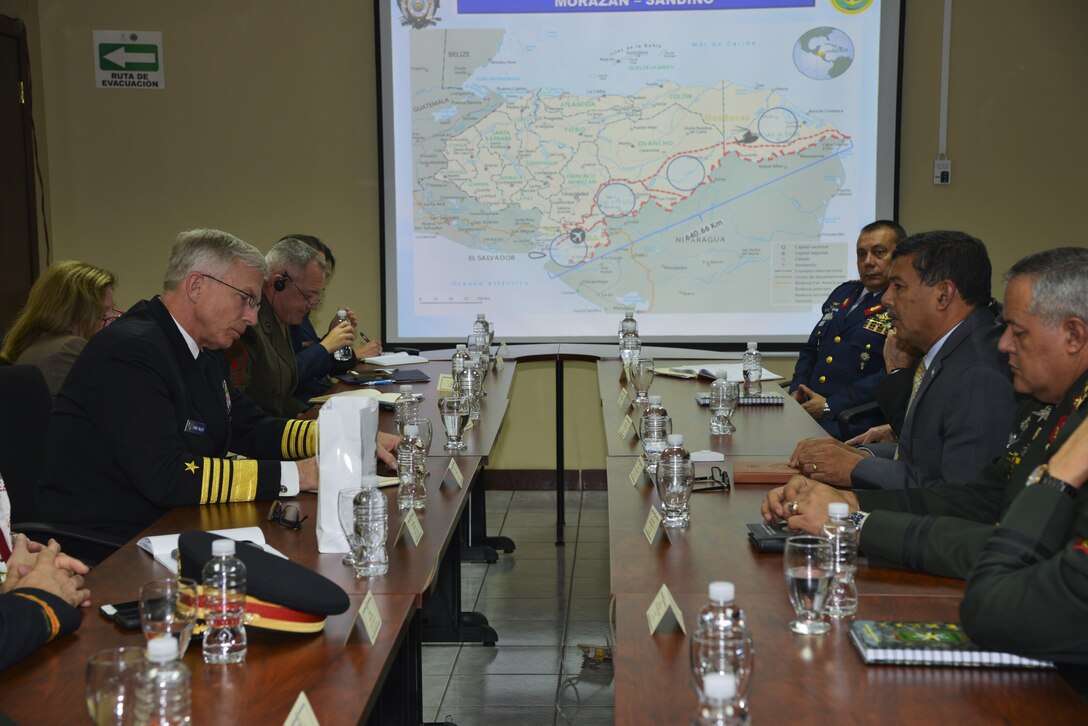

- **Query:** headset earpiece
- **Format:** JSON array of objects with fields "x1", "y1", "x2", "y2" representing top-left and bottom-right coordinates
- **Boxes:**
[{"x1": 273, "y1": 273, "x2": 288, "y2": 292}]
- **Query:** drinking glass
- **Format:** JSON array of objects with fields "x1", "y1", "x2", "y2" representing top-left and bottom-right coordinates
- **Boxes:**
[
  {"x1": 709, "y1": 379, "x2": 740, "y2": 435},
  {"x1": 139, "y1": 577, "x2": 198, "y2": 658},
  {"x1": 690, "y1": 624, "x2": 754, "y2": 703},
  {"x1": 655, "y1": 456, "x2": 694, "y2": 528},
  {"x1": 85, "y1": 646, "x2": 145, "y2": 725},
  {"x1": 631, "y1": 358, "x2": 655, "y2": 404},
  {"x1": 783, "y1": 535, "x2": 833, "y2": 635},
  {"x1": 457, "y1": 367, "x2": 482, "y2": 421},
  {"x1": 439, "y1": 396, "x2": 469, "y2": 450},
  {"x1": 410, "y1": 417, "x2": 433, "y2": 456},
  {"x1": 639, "y1": 413, "x2": 672, "y2": 469},
  {"x1": 619, "y1": 335, "x2": 641, "y2": 380},
  {"x1": 338, "y1": 487, "x2": 364, "y2": 566}
]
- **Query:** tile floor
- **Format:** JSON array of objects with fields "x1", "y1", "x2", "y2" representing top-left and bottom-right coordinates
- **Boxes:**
[{"x1": 423, "y1": 489, "x2": 615, "y2": 725}]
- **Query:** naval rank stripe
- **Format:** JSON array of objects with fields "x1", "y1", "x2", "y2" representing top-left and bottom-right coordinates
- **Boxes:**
[{"x1": 281, "y1": 419, "x2": 316, "y2": 459}]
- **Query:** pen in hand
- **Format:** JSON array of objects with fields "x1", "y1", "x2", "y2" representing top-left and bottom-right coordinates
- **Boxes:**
[{"x1": 359, "y1": 330, "x2": 370, "y2": 343}]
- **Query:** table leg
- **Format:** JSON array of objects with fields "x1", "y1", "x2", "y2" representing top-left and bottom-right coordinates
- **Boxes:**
[
  {"x1": 422, "y1": 511, "x2": 498, "y2": 647},
  {"x1": 463, "y1": 467, "x2": 515, "y2": 562}
]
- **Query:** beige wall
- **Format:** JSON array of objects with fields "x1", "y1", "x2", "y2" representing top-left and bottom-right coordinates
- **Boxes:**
[{"x1": 6, "y1": 0, "x2": 1085, "y2": 470}]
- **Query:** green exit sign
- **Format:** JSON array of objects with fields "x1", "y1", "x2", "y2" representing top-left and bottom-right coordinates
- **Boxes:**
[{"x1": 98, "y1": 43, "x2": 159, "y2": 72}]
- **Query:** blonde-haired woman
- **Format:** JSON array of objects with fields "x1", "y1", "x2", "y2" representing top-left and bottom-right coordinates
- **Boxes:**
[{"x1": 1, "y1": 261, "x2": 118, "y2": 397}]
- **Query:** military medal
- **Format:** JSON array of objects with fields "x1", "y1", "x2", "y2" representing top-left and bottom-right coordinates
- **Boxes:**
[{"x1": 860, "y1": 352, "x2": 870, "y2": 370}]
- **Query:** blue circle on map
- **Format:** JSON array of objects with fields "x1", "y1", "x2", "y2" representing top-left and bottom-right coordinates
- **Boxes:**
[
  {"x1": 665, "y1": 156, "x2": 706, "y2": 192},
  {"x1": 757, "y1": 107, "x2": 799, "y2": 144},
  {"x1": 549, "y1": 230, "x2": 590, "y2": 268},
  {"x1": 596, "y1": 183, "x2": 637, "y2": 218}
]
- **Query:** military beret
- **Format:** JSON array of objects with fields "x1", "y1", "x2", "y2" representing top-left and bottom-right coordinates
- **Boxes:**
[{"x1": 178, "y1": 530, "x2": 349, "y2": 633}]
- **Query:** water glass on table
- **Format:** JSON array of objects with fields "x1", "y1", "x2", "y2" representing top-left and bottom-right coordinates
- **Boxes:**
[
  {"x1": 338, "y1": 487, "x2": 365, "y2": 566},
  {"x1": 139, "y1": 577, "x2": 198, "y2": 658},
  {"x1": 86, "y1": 646, "x2": 145, "y2": 726},
  {"x1": 709, "y1": 378, "x2": 739, "y2": 435},
  {"x1": 783, "y1": 535, "x2": 833, "y2": 635},
  {"x1": 630, "y1": 358, "x2": 655, "y2": 404},
  {"x1": 655, "y1": 455, "x2": 694, "y2": 528},
  {"x1": 439, "y1": 396, "x2": 469, "y2": 450}
]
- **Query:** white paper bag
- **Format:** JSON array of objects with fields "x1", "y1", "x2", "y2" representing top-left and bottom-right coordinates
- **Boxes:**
[{"x1": 316, "y1": 396, "x2": 378, "y2": 553}]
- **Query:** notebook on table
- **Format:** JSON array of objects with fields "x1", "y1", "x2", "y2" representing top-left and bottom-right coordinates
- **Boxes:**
[{"x1": 849, "y1": 620, "x2": 1055, "y2": 669}]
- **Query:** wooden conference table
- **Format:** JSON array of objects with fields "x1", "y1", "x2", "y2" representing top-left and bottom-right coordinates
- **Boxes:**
[
  {"x1": 0, "y1": 359, "x2": 516, "y2": 725},
  {"x1": 600, "y1": 360, "x2": 1088, "y2": 721}
]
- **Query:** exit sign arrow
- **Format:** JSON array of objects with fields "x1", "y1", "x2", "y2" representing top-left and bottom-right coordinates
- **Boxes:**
[{"x1": 99, "y1": 43, "x2": 159, "y2": 71}]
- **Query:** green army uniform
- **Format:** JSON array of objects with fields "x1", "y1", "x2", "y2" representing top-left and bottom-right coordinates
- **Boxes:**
[
  {"x1": 959, "y1": 480, "x2": 1088, "y2": 663},
  {"x1": 228, "y1": 295, "x2": 308, "y2": 418},
  {"x1": 855, "y1": 369, "x2": 1088, "y2": 580}
]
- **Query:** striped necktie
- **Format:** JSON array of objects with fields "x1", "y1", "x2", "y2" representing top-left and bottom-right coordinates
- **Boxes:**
[{"x1": 894, "y1": 360, "x2": 927, "y2": 460}]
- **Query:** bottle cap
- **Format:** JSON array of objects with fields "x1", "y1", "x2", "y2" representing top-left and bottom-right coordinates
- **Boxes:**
[
  {"x1": 828, "y1": 502, "x2": 850, "y2": 518},
  {"x1": 146, "y1": 636, "x2": 179, "y2": 663},
  {"x1": 708, "y1": 581, "x2": 735, "y2": 603},
  {"x1": 456, "y1": 344, "x2": 466, "y2": 351},
  {"x1": 666, "y1": 434, "x2": 683, "y2": 446},
  {"x1": 337, "y1": 308, "x2": 347, "y2": 317},
  {"x1": 403, "y1": 424, "x2": 418, "y2": 437},
  {"x1": 361, "y1": 475, "x2": 379, "y2": 489},
  {"x1": 477, "y1": 313, "x2": 486, "y2": 320},
  {"x1": 400, "y1": 385, "x2": 413, "y2": 393},
  {"x1": 703, "y1": 672, "x2": 737, "y2": 701},
  {"x1": 211, "y1": 538, "x2": 235, "y2": 556},
  {"x1": 747, "y1": 341, "x2": 757, "y2": 350},
  {"x1": 647, "y1": 395, "x2": 663, "y2": 405},
  {"x1": 709, "y1": 583, "x2": 735, "y2": 605}
]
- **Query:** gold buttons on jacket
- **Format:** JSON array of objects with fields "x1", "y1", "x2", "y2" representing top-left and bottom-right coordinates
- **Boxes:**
[
  {"x1": 818, "y1": 375, "x2": 827, "y2": 383},
  {"x1": 825, "y1": 356, "x2": 833, "y2": 363},
  {"x1": 865, "y1": 343, "x2": 872, "y2": 350},
  {"x1": 833, "y1": 336, "x2": 841, "y2": 343}
]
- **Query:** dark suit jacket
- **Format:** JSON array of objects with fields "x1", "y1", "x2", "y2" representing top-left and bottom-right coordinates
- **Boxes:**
[
  {"x1": 856, "y1": 369, "x2": 1088, "y2": 582},
  {"x1": 39, "y1": 297, "x2": 315, "y2": 540},
  {"x1": 790, "y1": 280, "x2": 891, "y2": 438},
  {"x1": 228, "y1": 297, "x2": 308, "y2": 418},
  {"x1": 0, "y1": 589, "x2": 80, "y2": 671},
  {"x1": 852, "y1": 307, "x2": 1015, "y2": 490}
]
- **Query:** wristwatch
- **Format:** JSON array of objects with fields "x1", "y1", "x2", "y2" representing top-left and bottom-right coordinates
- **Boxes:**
[
  {"x1": 821, "y1": 402, "x2": 833, "y2": 421},
  {"x1": 846, "y1": 510, "x2": 867, "y2": 529},
  {"x1": 1025, "y1": 464, "x2": 1078, "y2": 499}
]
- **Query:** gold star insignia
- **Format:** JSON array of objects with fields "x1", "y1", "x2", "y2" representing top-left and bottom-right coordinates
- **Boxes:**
[{"x1": 184, "y1": 461, "x2": 199, "y2": 474}]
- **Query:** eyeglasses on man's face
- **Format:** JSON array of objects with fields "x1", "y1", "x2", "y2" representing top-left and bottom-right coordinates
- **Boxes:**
[
  {"x1": 200, "y1": 272, "x2": 260, "y2": 311},
  {"x1": 100, "y1": 308, "x2": 124, "y2": 329}
]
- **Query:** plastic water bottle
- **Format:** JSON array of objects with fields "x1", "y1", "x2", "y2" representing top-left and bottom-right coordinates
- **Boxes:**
[
  {"x1": 473, "y1": 312, "x2": 493, "y2": 349},
  {"x1": 332, "y1": 309, "x2": 353, "y2": 362},
  {"x1": 822, "y1": 502, "x2": 858, "y2": 618},
  {"x1": 692, "y1": 673, "x2": 749, "y2": 726},
  {"x1": 135, "y1": 637, "x2": 191, "y2": 725},
  {"x1": 201, "y1": 539, "x2": 246, "y2": 664},
  {"x1": 353, "y1": 474, "x2": 388, "y2": 577},
  {"x1": 618, "y1": 307, "x2": 638, "y2": 346},
  {"x1": 690, "y1": 582, "x2": 754, "y2": 702},
  {"x1": 655, "y1": 434, "x2": 693, "y2": 527},
  {"x1": 397, "y1": 424, "x2": 426, "y2": 510},
  {"x1": 451, "y1": 344, "x2": 469, "y2": 395},
  {"x1": 393, "y1": 385, "x2": 418, "y2": 436},
  {"x1": 639, "y1": 396, "x2": 671, "y2": 467},
  {"x1": 742, "y1": 341, "x2": 762, "y2": 396}
]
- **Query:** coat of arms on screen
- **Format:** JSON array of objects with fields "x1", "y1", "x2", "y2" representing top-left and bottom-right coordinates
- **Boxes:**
[{"x1": 399, "y1": 0, "x2": 441, "y2": 29}]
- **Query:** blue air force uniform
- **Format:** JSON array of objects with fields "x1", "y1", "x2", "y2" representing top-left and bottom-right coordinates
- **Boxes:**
[{"x1": 790, "y1": 280, "x2": 892, "y2": 438}]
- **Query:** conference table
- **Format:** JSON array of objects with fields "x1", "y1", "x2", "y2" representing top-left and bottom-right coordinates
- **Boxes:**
[
  {"x1": 0, "y1": 358, "x2": 517, "y2": 726},
  {"x1": 599, "y1": 359, "x2": 1088, "y2": 721}
]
